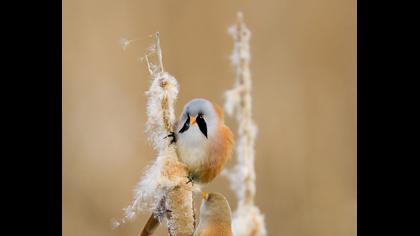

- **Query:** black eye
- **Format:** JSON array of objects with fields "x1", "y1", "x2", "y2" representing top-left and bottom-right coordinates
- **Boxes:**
[
  {"x1": 196, "y1": 115, "x2": 207, "y2": 138},
  {"x1": 179, "y1": 115, "x2": 190, "y2": 133}
]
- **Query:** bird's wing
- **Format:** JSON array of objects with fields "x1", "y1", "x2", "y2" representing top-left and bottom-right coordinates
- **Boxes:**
[
  {"x1": 212, "y1": 102, "x2": 225, "y2": 120},
  {"x1": 221, "y1": 125, "x2": 234, "y2": 162}
]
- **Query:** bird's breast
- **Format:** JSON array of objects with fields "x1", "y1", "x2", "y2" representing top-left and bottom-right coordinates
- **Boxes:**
[
  {"x1": 177, "y1": 143, "x2": 208, "y2": 171},
  {"x1": 176, "y1": 126, "x2": 210, "y2": 171}
]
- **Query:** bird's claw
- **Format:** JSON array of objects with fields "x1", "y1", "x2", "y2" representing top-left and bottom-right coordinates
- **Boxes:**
[
  {"x1": 164, "y1": 132, "x2": 176, "y2": 145},
  {"x1": 186, "y1": 175, "x2": 194, "y2": 185}
]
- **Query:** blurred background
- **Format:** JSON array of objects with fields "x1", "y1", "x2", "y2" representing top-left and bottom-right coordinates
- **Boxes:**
[{"x1": 63, "y1": 0, "x2": 356, "y2": 235}]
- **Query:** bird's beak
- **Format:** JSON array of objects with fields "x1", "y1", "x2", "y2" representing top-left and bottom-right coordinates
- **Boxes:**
[
  {"x1": 189, "y1": 115, "x2": 197, "y2": 125},
  {"x1": 201, "y1": 191, "x2": 208, "y2": 200}
]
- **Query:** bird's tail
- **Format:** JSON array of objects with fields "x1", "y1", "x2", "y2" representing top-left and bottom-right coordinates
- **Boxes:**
[{"x1": 139, "y1": 213, "x2": 160, "y2": 236}]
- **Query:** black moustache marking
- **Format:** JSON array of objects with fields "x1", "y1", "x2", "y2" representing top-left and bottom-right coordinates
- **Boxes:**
[
  {"x1": 179, "y1": 115, "x2": 190, "y2": 133},
  {"x1": 196, "y1": 115, "x2": 207, "y2": 138}
]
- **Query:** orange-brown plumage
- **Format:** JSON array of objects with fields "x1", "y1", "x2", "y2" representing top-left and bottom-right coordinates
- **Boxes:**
[
  {"x1": 199, "y1": 122, "x2": 234, "y2": 183},
  {"x1": 193, "y1": 192, "x2": 233, "y2": 236},
  {"x1": 194, "y1": 223, "x2": 233, "y2": 236},
  {"x1": 140, "y1": 99, "x2": 234, "y2": 236},
  {"x1": 175, "y1": 98, "x2": 234, "y2": 184},
  {"x1": 212, "y1": 102, "x2": 225, "y2": 121}
]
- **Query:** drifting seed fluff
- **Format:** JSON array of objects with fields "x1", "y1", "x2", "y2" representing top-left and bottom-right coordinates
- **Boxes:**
[
  {"x1": 222, "y1": 12, "x2": 267, "y2": 236},
  {"x1": 119, "y1": 38, "x2": 132, "y2": 51},
  {"x1": 119, "y1": 37, "x2": 144, "y2": 51},
  {"x1": 113, "y1": 33, "x2": 195, "y2": 235}
]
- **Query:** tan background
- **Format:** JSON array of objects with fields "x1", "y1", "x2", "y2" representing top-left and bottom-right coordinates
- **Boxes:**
[{"x1": 63, "y1": 0, "x2": 356, "y2": 235}]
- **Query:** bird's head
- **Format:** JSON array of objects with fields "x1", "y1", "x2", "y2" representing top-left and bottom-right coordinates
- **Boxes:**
[
  {"x1": 177, "y1": 98, "x2": 223, "y2": 139},
  {"x1": 199, "y1": 192, "x2": 232, "y2": 224}
]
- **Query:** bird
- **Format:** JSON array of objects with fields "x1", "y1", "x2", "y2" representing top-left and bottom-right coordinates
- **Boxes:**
[
  {"x1": 175, "y1": 98, "x2": 234, "y2": 184},
  {"x1": 139, "y1": 98, "x2": 234, "y2": 236},
  {"x1": 193, "y1": 192, "x2": 233, "y2": 236}
]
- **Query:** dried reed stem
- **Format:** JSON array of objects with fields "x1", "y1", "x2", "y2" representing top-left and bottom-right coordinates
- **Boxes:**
[
  {"x1": 114, "y1": 33, "x2": 195, "y2": 236},
  {"x1": 224, "y1": 12, "x2": 267, "y2": 236}
]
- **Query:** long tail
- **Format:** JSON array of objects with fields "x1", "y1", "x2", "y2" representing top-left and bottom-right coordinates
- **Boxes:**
[{"x1": 139, "y1": 213, "x2": 160, "y2": 236}]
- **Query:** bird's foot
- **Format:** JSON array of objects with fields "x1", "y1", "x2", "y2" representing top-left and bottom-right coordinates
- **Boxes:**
[
  {"x1": 186, "y1": 175, "x2": 194, "y2": 185},
  {"x1": 164, "y1": 132, "x2": 176, "y2": 145}
]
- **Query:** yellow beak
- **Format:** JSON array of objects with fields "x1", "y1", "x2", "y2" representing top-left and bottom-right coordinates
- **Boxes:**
[
  {"x1": 201, "y1": 191, "x2": 208, "y2": 200},
  {"x1": 189, "y1": 115, "x2": 197, "y2": 125}
]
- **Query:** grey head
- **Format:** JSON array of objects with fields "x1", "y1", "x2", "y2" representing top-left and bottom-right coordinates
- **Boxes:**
[{"x1": 176, "y1": 98, "x2": 218, "y2": 139}]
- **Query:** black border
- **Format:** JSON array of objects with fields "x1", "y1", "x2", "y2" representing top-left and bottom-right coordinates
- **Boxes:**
[
  {"x1": 357, "y1": 0, "x2": 407, "y2": 235},
  {"x1": 6, "y1": 0, "x2": 62, "y2": 234}
]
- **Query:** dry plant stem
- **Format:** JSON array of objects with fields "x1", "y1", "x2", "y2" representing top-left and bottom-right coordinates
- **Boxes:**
[
  {"x1": 224, "y1": 13, "x2": 267, "y2": 236},
  {"x1": 227, "y1": 11, "x2": 256, "y2": 209},
  {"x1": 144, "y1": 33, "x2": 195, "y2": 236},
  {"x1": 114, "y1": 32, "x2": 195, "y2": 236},
  {"x1": 165, "y1": 186, "x2": 194, "y2": 236}
]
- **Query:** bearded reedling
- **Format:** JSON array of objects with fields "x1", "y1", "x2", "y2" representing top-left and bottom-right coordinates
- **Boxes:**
[
  {"x1": 140, "y1": 98, "x2": 234, "y2": 236},
  {"x1": 193, "y1": 192, "x2": 233, "y2": 236}
]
